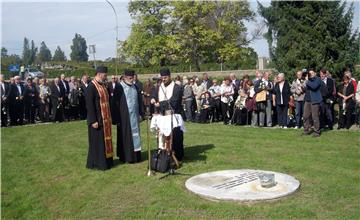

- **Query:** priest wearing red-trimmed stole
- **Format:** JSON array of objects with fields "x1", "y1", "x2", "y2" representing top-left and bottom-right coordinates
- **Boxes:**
[
  {"x1": 112, "y1": 69, "x2": 144, "y2": 163},
  {"x1": 86, "y1": 66, "x2": 114, "y2": 170}
]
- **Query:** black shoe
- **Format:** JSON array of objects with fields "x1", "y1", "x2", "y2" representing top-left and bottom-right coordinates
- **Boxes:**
[{"x1": 313, "y1": 133, "x2": 320, "y2": 138}]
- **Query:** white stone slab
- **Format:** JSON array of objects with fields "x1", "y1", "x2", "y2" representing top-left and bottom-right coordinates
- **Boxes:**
[{"x1": 185, "y1": 169, "x2": 300, "y2": 202}]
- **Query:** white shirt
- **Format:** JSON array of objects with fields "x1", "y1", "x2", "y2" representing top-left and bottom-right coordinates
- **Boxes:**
[
  {"x1": 279, "y1": 82, "x2": 284, "y2": 104},
  {"x1": 16, "y1": 84, "x2": 22, "y2": 95},
  {"x1": 220, "y1": 84, "x2": 234, "y2": 103},
  {"x1": 158, "y1": 81, "x2": 175, "y2": 102},
  {"x1": 208, "y1": 85, "x2": 221, "y2": 99},
  {"x1": 1, "y1": 82, "x2": 4, "y2": 92}
]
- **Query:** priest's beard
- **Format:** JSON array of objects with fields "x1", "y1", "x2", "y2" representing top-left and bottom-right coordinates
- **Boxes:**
[{"x1": 163, "y1": 79, "x2": 172, "y2": 87}]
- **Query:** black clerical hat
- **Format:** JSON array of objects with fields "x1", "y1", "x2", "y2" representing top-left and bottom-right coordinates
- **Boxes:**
[
  {"x1": 96, "y1": 66, "x2": 108, "y2": 73},
  {"x1": 124, "y1": 69, "x2": 135, "y2": 76},
  {"x1": 159, "y1": 67, "x2": 170, "y2": 76}
]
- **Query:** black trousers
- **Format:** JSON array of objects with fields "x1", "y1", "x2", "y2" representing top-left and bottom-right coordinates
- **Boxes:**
[
  {"x1": 212, "y1": 98, "x2": 221, "y2": 121},
  {"x1": 185, "y1": 99, "x2": 195, "y2": 122},
  {"x1": 276, "y1": 105, "x2": 288, "y2": 127},
  {"x1": 320, "y1": 102, "x2": 333, "y2": 128},
  {"x1": 339, "y1": 108, "x2": 354, "y2": 129},
  {"x1": 9, "y1": 102, "x2": 24, "y2": 125},
  {"x1": 25, "y1": 103, "x2": 36, "y2": 123},
  {"x1": 221, "y1": 101, "x2": 230, "y2": 124},
  {"x1": 172, "y1": 127, "x2": 184, "y2": 161}
]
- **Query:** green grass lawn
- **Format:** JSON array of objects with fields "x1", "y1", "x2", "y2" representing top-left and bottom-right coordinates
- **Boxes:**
[{"x1": 1, "y1": 121, "x2": 360, "y2": 219}]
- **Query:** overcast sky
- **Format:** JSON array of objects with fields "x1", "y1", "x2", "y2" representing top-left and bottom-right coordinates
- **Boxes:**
[{"x1": 1, "y1": 0, "x2": 359, "y2": 61}]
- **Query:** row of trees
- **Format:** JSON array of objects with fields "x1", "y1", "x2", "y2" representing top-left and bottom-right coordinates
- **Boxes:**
[
  {"x1": 259, "y1": 1, "x2": 360, "y2": 79},
  {"x1": 121, "y1": 1, "x2": 259, "y2": 71},
  {"x1": 2, "y1": 33, "x2": 89, "y2": 67},
  {"x1": 21, "y1": 38, "x2": 67, "y2": 65}
]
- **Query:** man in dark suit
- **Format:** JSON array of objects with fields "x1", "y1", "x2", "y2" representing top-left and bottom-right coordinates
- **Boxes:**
[
  {"x1": 50, "y1": 77, "x2": 65, "y2": 122},
  {"x1": 107, "y1": 75, "x2": 118, "y2": 120},
  {"x1": 24, "y1": 78, "x2": 39, "y2": 124},
  {"x1": 8, "y1": 76, "x2": 25, "y2": 125},
  {"x1": 320, "y1": 69, "x2": 335, "y2": 130},
  {"x1": 200, "y1": 73, "x2": 212, "y2": 90},
  {"x1": 60, "y1": 74, "x2": 70, "y2": 120},
  {"x1": 79, "y1": 75, "x2": 90, "y2": 120},
  {"x1": 1, "y1": 74, "x2": 10, "y2": 127}
]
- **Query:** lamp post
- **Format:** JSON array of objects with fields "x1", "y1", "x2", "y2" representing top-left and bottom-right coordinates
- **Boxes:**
[
  {"x1": 89, "y1": 44, "x2": 97, "y2": 69},
  {"x1": 105, "y1": 0, "x2": 119, "y2": 75}
]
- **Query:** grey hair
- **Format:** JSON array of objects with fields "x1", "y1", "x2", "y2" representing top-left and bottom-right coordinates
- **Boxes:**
[
  {"x1": 344, "y1": 71, "x2": 352, "y2": 77},
  {"x1": 278, "y1": 73, "x2": 285, "y2": 78}
]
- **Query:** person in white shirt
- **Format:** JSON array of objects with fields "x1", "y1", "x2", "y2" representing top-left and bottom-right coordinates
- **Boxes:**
[
  {"x1": 220, "y1": 77, "x2": 234, "y2": 124},
  {"x1": 208, "y1": 79, "x2": 222, "y2": 121}
]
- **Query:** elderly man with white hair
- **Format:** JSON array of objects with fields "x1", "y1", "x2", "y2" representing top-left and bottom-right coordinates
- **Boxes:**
[{"x1": 8, "y1": 75, "x2": 25, "y2": 125}]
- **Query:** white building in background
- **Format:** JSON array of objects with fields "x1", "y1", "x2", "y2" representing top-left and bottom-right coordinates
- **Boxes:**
[{"x1": 257, "y1": 57, "x2": 270, "y2": 70}]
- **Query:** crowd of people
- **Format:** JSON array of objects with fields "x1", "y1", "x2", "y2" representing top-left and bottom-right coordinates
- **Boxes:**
[
  {"x1": 1, "y1": 68, "x2": 360, "y2": 137},
  {"x1": 170, "y1": 69, "x2": 360, "y2": 136}
]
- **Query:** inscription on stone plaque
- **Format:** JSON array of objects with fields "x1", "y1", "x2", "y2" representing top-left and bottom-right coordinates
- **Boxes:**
[{"x1": 212, "y1": 171, "x2": 260, "y2": 189}]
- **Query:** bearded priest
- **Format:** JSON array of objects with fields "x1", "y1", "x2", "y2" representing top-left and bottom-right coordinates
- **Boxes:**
[
  {"x1": 113, "y1": 69, "x2": 144, "y2": 163},
  {"x1": 86, "y1": 66, "x2": 114, "y2": 170}
]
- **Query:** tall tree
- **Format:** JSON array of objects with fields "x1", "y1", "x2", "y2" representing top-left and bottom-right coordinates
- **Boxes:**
[
  {"x1": 124, "y1": 0, "x2": 173, "y2": 67},
  {"x1": 124, "y1": 1, "x2": 256, "y2": 70},
  {"x1": 53, "y1": 46, "x2": 67, "y2": 61},
  {"x1": 36, "y1": 41, "x2": 52, "y2": 63},
  {"x1": 22, "y1": 37, "x2": 31, "y2": 65},
  {"x1": 29, "y1": 40, "x2": 38, "y2": 65},
  {"x1": 172, "y1": 1, "x2": 255, "y2": 70},
  {"x1": 1, "y1": 47, "x2": 8, "y2": 57},
  {"x1": 259, "y1": 1, "x2": 360, "y2": 79},
  {"x1": 70, "y1": 33, "x2": 88, "y2": 62}
]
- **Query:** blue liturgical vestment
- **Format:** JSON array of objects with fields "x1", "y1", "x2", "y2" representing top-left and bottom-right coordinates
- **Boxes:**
[{"x1": 120, "y1": 81, "x2": 141, "y2": 151}]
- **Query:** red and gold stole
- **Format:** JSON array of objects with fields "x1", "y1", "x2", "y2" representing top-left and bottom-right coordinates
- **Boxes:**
[{"x1": 92, "y1": 79, "x2": 114, "y2": 158}]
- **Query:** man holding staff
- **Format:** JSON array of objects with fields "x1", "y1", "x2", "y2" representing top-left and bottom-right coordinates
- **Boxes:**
[{"x1": 151, "y1": 68, "x2": 185, "y2": 161}]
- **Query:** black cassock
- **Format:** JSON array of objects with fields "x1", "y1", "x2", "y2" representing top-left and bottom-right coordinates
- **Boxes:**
[
  {"x1": 112, "y1": 83, "x2": 144, "y2": 163},
  {"x1": 152, "y1": 82, "x2": 184, "y2": 161},
  {"x1": 85, "y1": 82, "x2": 113, "y2": 170}
]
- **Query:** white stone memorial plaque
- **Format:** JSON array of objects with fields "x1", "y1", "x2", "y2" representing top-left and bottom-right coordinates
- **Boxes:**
[{"x1": 185, "y1": 169, "x2": 300, "y2": 202}]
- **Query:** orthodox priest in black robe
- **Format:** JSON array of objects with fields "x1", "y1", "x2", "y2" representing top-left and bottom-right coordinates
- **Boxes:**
[
  {"x1": 112, "y1": 69, "x2": 144, "y2": 163},
  {"x1": 86, "y1": 66, "x2": 114, "y2": 170},
  {"x1": 151, "y1": 68, "x2": 184, "y2": 161}
]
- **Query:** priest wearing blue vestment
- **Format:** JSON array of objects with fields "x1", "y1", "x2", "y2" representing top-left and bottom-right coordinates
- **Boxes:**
[{"x1": 112, "y1": 69, "x2": 144, "y2": 163}]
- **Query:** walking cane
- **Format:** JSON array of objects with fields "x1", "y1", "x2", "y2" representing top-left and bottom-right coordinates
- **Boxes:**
[{"x1": 146, "y1": 115, "x2": 153, "y2": 176}]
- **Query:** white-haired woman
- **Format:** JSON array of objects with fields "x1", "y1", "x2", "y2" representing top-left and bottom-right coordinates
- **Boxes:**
[{"x1": 273, "y1": 73, "x2": 291, "y2": 128}]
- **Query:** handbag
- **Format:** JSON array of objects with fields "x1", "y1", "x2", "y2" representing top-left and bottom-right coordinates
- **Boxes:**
[
  {"x1": 151, "y1": 149, "x2": 170, "y2": 173},
  {"x1": 255, "y1": 90, "x2": 267, "y2": 102}
]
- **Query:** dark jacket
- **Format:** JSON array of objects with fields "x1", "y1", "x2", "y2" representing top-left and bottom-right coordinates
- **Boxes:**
[
  {"x1": 305, "y1": 76, "x2": 323, "y2": 104},
  {"x1": 152, "y1": 82, "x2": 183, "y2": 115},
  {"x1": 9, "y1": 83, "x2": 25, "y2": 103},
  {"x1": 273, "y1": 81, "x2": 291, "y2": 105},
  {"x1": 60, "y1": 79, "x2": 70, "y2": 95},
  {"x1": 24, "y1": 84, "x2": 39, "y2": 106},
  {"x1": 338, "y1": 83, "x2": 356, "y2": 110},
  {"x1": 255, "y1": 79, "x2": 274, "y2": 100},
  {"x1": 1, "y1": 82, "x2": 10, "y2": 105},
  {"x1": 320, "y1": 77, "x2": 335, "y2": 101}
]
